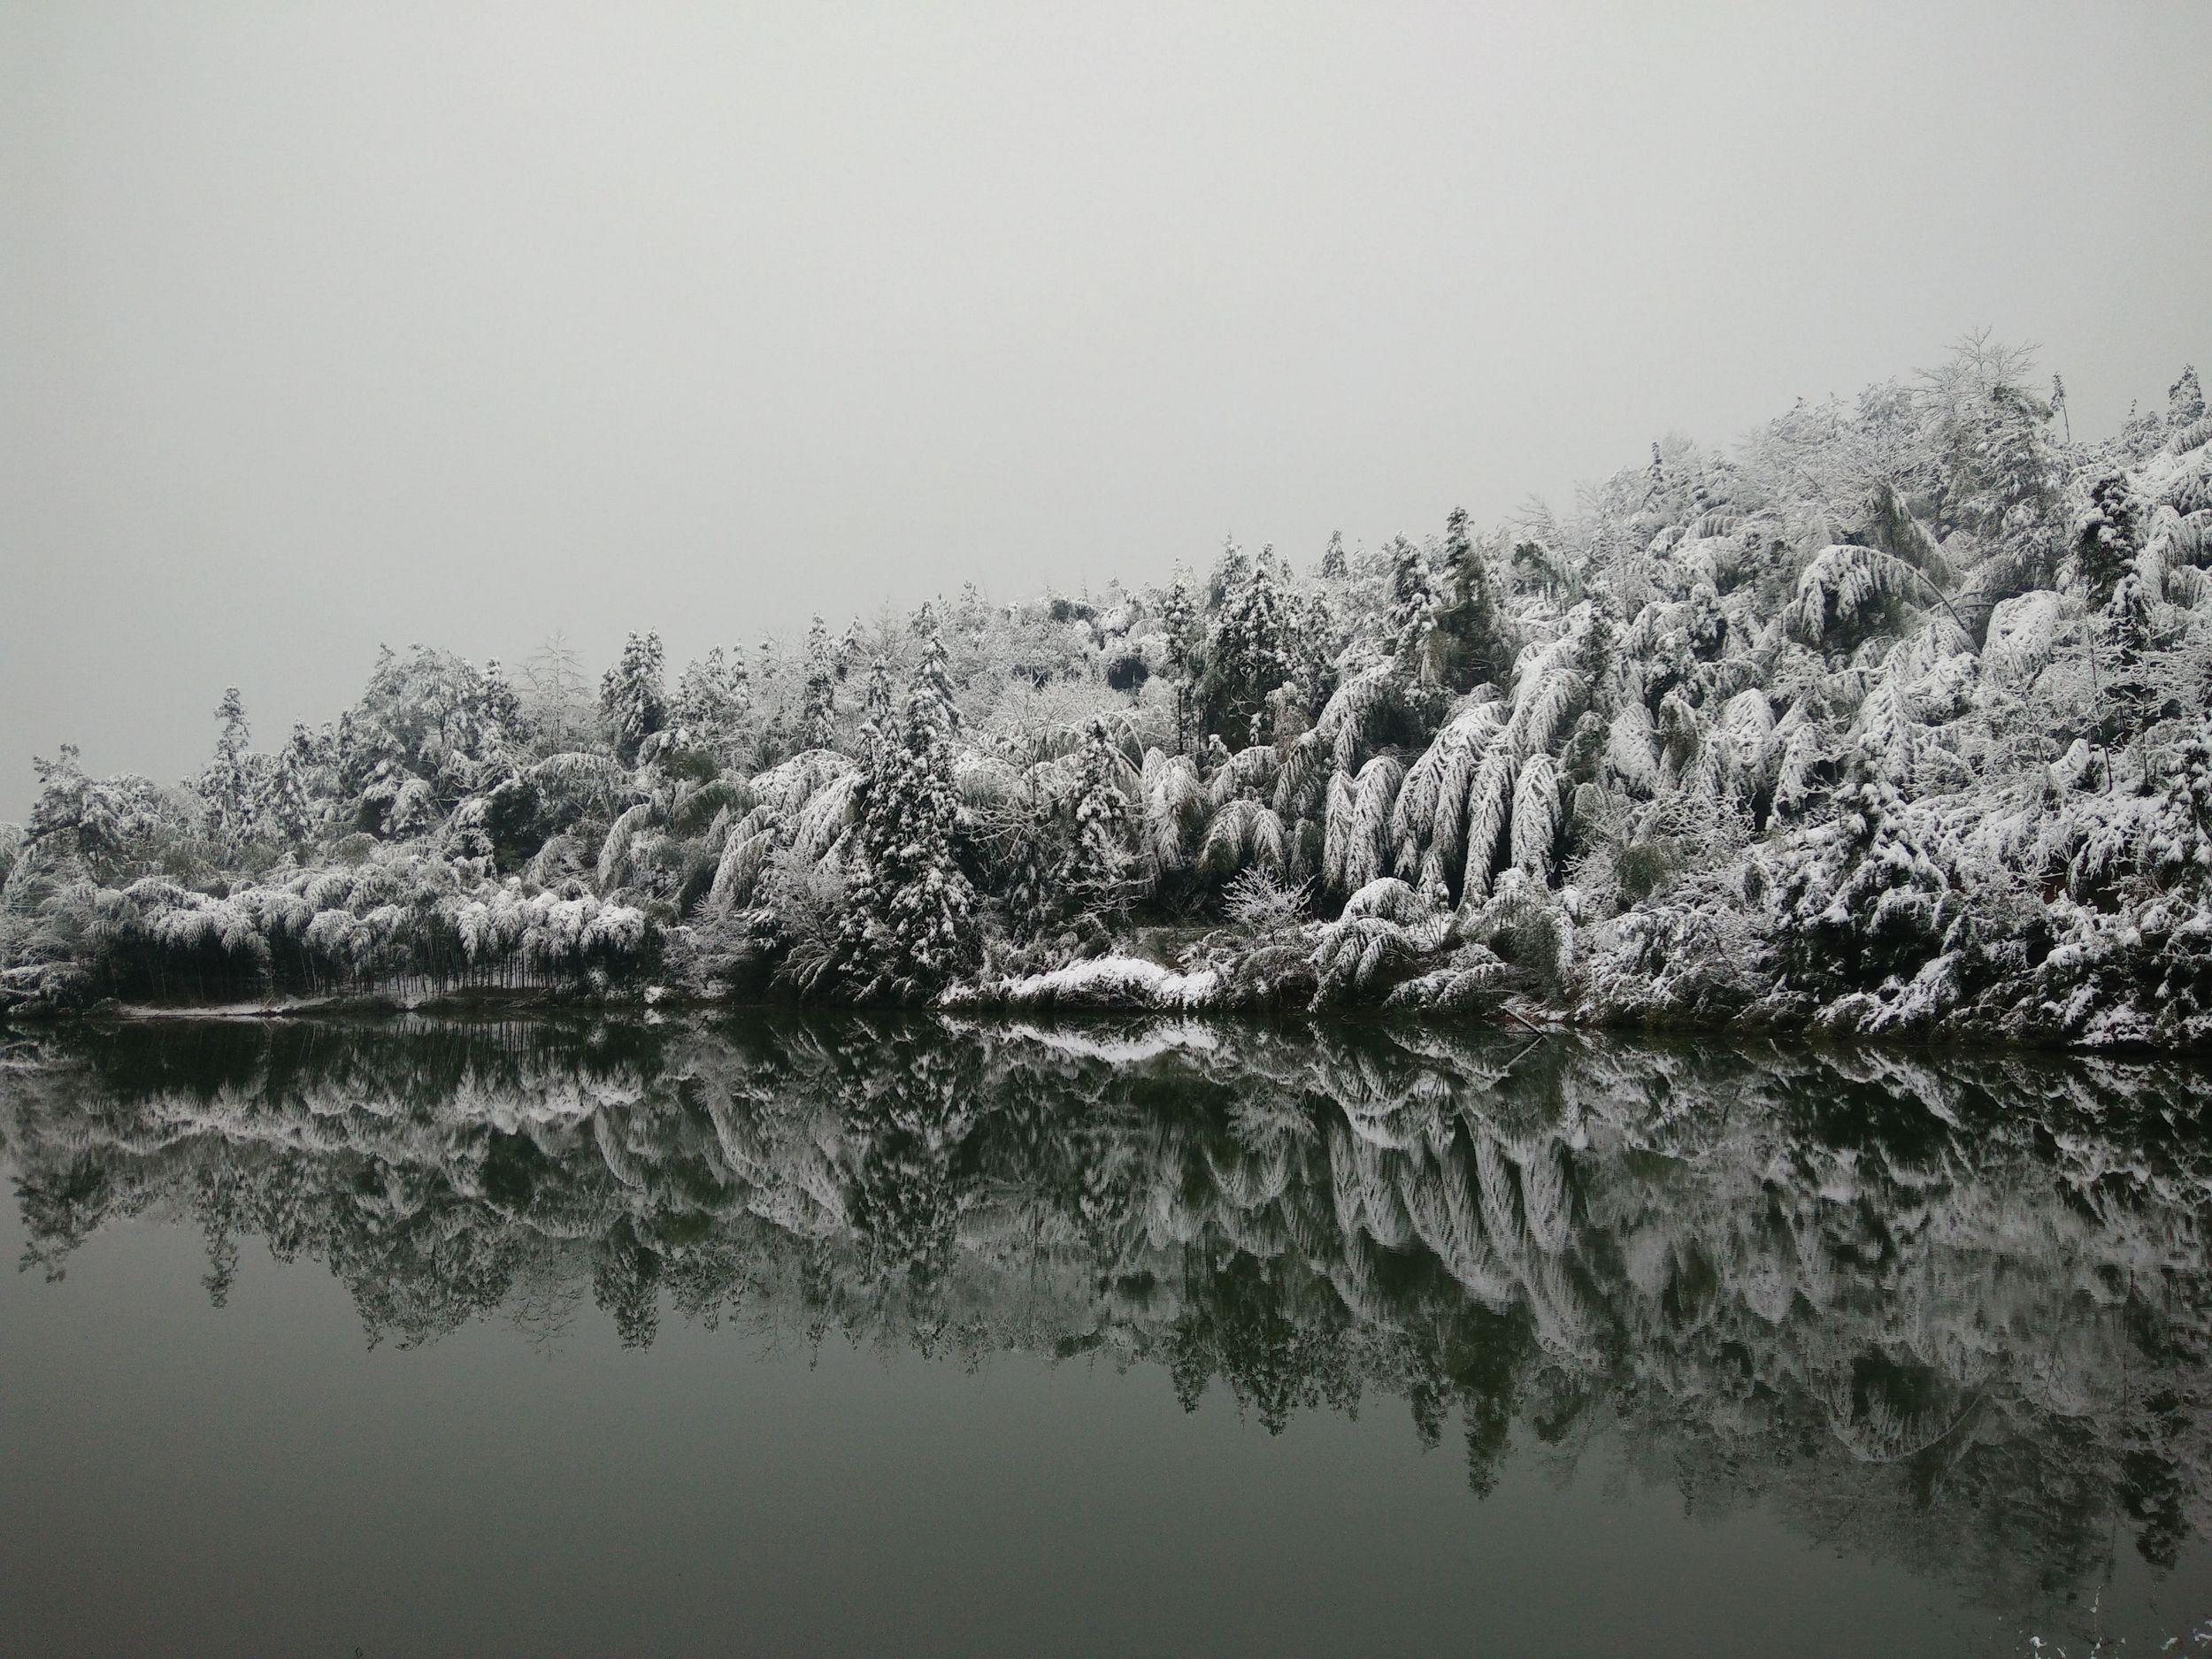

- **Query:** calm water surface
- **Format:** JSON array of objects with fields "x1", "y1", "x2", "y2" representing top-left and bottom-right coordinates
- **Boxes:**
[{"x1": 3, "y1": 1015, "x2": 2209, "y2": 1657}]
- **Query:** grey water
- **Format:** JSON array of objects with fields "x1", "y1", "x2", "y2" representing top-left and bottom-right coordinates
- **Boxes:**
[{"x1": 2, "y1": 1016, "x2": 2208, "y2": 1658}]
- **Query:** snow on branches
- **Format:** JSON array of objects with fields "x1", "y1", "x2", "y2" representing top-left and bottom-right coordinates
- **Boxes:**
[{"x1": 10, "y1": 336, "x2": 2212, "y2": 1044}]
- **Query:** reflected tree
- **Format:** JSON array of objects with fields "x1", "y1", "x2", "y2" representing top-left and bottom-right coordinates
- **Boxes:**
[{"x1": 5, "y1": 1014, "x2": 2212, "y2": 1628}]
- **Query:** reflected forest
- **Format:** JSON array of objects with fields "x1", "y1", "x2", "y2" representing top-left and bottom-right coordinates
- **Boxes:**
[{"x1": 6, "y1": 1015, "x2": 2209, "y2": 1632}]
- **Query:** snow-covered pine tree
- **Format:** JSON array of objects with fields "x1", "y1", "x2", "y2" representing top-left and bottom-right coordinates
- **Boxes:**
[
  {"x1": 2099, "y1": 572, "x2": 2162, "y2": 751},
  {"x1": 860, "y1": 657, "x2": 894, "y2": 749},
  {"x1": 800, "y1": 616, "x2": 838, "y2": 750},
  {"x1": 2171, "y1": 365, "x2": 2206, "y2": 427},
  {"x1": 1434, "y1": 507, "x2": 1517, "y2": 690},
  {"x1": 1160, "y1": 572, "x2": 1203, "y2": 752},
  {"x1": 2078, "y1": 474, "x2": 2140, "y2": 600},
  {"x1": 1573, "y1": 597, "x2": 1618, "y2": 720},
  {"x1": 267, "y1": 722, "x2": 331, "y2": 846},
  {"x1": 837, "y1": 618, "x2": 979, "y2": 1000},
  {"x1": 1204, "y1": 536, "x2": 1252, "y2": 610},
  {"x1": 1317, "y1": 530, "x2": 1348, "y2": 582},
  {"x1": 1198, "y1": 549, "x2": 1299, "y2": 748},
  {"x1": 835, "y1": 620, "x2": 864, "y2": 682},
  {"x1": 1385, "y1": 535, "x2": 1442, "y2": 682},
  {"x1": 1161, "y1": 575, "x2": 1201, "y2": 675},
  {"x1": 1065, "y1": 719, "x2": 1135, "y2": 916},
  {"x1": 908, "y1": 602, "x2": 959, "y2": 730},
  {"x1": 1000, "y1": 795, "x2": 1060, "y2": 942},
  {"x1": 480, "y1": 658, "x2": 526, "y2": 766},
  {"x1": 598, "y1": 631, "x2": 669, "y2": 764},
  {"x1": 197, "y1": 687, "x2": 261, "y2": 845}
]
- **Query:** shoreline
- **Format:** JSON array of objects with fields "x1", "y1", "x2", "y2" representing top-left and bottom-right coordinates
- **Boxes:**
[{"x1": 5, "y1": 973, "x2": 2199, "y2": 1061}]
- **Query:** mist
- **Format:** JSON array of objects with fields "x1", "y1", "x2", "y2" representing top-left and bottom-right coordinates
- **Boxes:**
[{"x1": 4, "y1": 0, "x2": 2208, "y2": 816}]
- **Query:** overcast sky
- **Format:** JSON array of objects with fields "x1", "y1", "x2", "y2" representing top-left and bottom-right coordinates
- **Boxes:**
[{"x1": 4, "y1": 1, "x2": 2208, "y2": 818}]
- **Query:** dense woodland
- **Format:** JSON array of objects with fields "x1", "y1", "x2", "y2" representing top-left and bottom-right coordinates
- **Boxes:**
[
  {"x1": 6, "y1": 337, "x2": 2212, "y2": 1045},
  {"x1": 7, "y1": 1015, "x2": 2208, "y2": 1633}
]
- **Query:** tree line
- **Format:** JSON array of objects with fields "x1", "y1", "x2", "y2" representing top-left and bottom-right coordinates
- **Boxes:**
[{"x1": 5, "y1": 337, "x2": 2212, "y2": 1044}]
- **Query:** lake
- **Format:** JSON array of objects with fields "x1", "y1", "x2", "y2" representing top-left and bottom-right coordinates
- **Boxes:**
[{"x1": 2, "y1": 1014, "x2": 2209, "y2": 1657}]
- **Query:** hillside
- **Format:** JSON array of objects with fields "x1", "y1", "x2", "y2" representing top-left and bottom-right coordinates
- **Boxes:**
[{"x1": 6, "y1": 336, "x2": 2212, "y2": 1046}]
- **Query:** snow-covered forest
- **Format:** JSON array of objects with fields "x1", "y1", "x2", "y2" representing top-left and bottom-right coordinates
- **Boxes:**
[{"x1": 6, "y1": 337, "x2": 2212, "y2": 1047}]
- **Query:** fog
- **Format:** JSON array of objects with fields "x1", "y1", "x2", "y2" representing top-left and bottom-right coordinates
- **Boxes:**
[{"x1": 4, "y1": 0, "x2": 2208, "y2": 818}]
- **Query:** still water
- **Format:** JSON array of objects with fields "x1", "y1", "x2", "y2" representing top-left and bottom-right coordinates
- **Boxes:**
[{"x1": 2, "y1": 1014, "x2": 2209, "y2": 1657}]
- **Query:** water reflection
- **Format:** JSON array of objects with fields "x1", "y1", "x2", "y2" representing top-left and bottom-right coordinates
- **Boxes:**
[{"x1": 4, "y1": 1015, "x2": 2210, "y2": 1628}]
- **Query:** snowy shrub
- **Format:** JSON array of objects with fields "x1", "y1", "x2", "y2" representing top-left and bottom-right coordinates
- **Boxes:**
[{"x1": 1223, "y1": 868, "x2": 1311, "y2": 931}]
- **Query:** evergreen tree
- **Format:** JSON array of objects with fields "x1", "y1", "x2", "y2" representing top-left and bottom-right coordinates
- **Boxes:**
[
  {"x1": 1317, "y1": 530, "x2": 1348, "y2": 582},
  {"x1": 1205, "y1": 536, "x2": 1253, "y2": 611},
  {"x1": 1199, "y1": 551, "x2": 1298, "y2": 748},
  {"x1": 598, "y1": 631, "x2": 669, "y2": 764},
  {"x1": 1001, "y1": 798, "x2": 1061, "y2": 942},
  {"x1": 1162, "y1": 574, "x2": 1202, "y2": 677},
  {"x1": 1065, "y1": 719, "x2": 1134, "y2": 914},
  {"x1": 267, "y1": 722, "x2": 330, "y2": 846},
  {"x1": 1384, "y1": 535, "x2": 1441, "y2": 680},
  {"x1": 2099, "y1": 572, "x2": 2162, "y2": 750},
  {"x1": 1434, "y1": 507, "x2": 1517, "y2": 689},
  {"x1": 861, "y1": 657, "x2": 894, "y2": 746},
  {"x1": 480, "y1": 658, "x2": 526, "y2": 767},
  {"x1": 1160, "y1": 573, "x2": 1203, "y2": 753},
  {"x1": 907, "y1": 603, "x2": 958, "y2": 730},
  {"x1": 2075, "y1": 473, "x2": 2142, "y2": 605},
  {"x1": 851, "y1": 657, "x2": 895, "y2": 787},
  {"x1": 838, "y1": 621, "x2": 978, "y2": 1000},
  {"x1": 1573, "y1": 598, "x2": 1618, "y2": 718},
  {"x1": 2171, "y1": 365, "x2": 2206, "y2": 426},
  {"x1": 198, "y1": 687, "x2": 260, "y2": 844},
  {"x1": 800, "y1": 616, "x2": 837, "y2": 750}
]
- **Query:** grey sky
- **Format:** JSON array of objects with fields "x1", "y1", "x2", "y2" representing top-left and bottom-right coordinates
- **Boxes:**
[{"x1": 4, "y1": 1, "x2": 2208, "y2": 819}]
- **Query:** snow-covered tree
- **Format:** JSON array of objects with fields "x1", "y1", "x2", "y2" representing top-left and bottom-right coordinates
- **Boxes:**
[
  {"x1": 836, "y1": 619, "x2": 979, "y2": 1000},
  {"x1": 598, "y1": 631, "x2": 670, "y2": 764},
  {"x1": 1199, "y1": 548, "x2": 1302, "y2": 748},
  {"x1": 22, "y1": 746, "x2": 188, "y2": 877},
  {"x1": 1384, "y1": 535, "x2": 1443, "y2": 681},
  {"x1": 9, "y1": 333, "x2": 2212, "y2": 1041},
  {"x1": 2170, "y1": 365, "x2": 2205, "y2": 427},
  {"x1": 673, "y1": 645, "x2": 754, "y2": 765},
  {"x1": 196, "y1": 687, "x2": 261, "y2": 846},
  {"x1": 1433, "y1": 508, "x2": 1517, "y2": 690},
  {"x1": 1065, "y1": 719, "x2": 1135, "y2": 913},
  {"x1": 1317, "y1": 530, "x2": 1348, "y2": 582},
  {"x1": 267, "y1": 722, "x2": 334, "y2": 846},
  {"x1": 800, "y1": 616, "x2": 838, "y2": 750}
]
